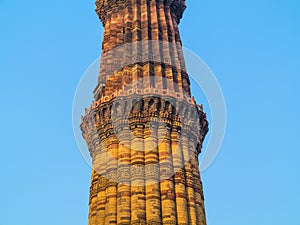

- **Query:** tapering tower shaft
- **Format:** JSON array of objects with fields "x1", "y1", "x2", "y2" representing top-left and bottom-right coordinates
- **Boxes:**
[
  {"x1": 93, "y1": 0, "x2": 191, "y2": 100},
  {"x1": 81, "y1": 1, "x2": 209, "y2": 225}
]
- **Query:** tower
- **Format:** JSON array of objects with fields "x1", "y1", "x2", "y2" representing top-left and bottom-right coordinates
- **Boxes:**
[{"x1": 81, "y1": 0, "x2": 209, "y2": 224}]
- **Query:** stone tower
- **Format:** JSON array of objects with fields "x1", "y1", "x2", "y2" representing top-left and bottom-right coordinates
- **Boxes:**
[{"x1": 81, "y1": 0, "x2": 209, "y2": 225}]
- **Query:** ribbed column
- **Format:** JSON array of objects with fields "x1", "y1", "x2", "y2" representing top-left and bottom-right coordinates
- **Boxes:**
[
  {"x1": 88, "y1": 142, "x2": 98, "y2": 225},
  {"x1": 158, "y1": 3, "x2": 170, "y2": 90},
  {"x1": 158, "y1": 124, "x2": 177, "y2": 224},
  {"x1": 130, "y1": 124, "x2": 146, "y2": 224},
  {"x1": 154, "y1": 3, "x2": 164, "y2": 89},
  {"x1": 150, "y1": 0, "x2": 159, "y2": 41},
  {"x1": 158, "y1": 3, "x2": 169, "y2": 42},
  {"x1": 163, "y1": 4, "x2": 176, "y2": 92},
  {"x1": 182, "y1": 131, "x2": 197, "y2": 225},
  {"x1": 96, "y1": 176, "x2": 107, "y2": 225},
  {"x1": 165, "y1": 7, "x2": 182, "y2": 93},
  {"x1": 171, "y1": 128, "x2": 189, "y2": 224},
  {"x1": 109, "y1": 6, "x2": 121, "y2": 50},
  {"x1": 141, "y1": 0, "x2": 149, "y2": 41},
  {"x1": 145, "y1": 122, "x2": 162, "y2": 224},
  {"x1": 98, "y1": 15, "x2": 112, "y2": 91},
  {"x1": 88, "y1": 169, "x2": 98, "y2": 225},
  {"x1": 190, "y1": 139, "x2": 207, "y2": 225},
  {"x1": 122, "y1": 3, "x2": 133, "y2": 87},
  {"x1": 102, "y1": 11, "x2": 111, "y2": 53},
  {"x1": 132, "y1": 0, "x2": 141, "y2": 42},
  {"x1": 117, "y1": 126, "x2": 131, "y2": 224},
  {"x1": 149, "y1": 0, "x2": 159, "y2": 90},
  {"x1": 116, "y1": 7, "x2": 124, "y2": 47},
  {"x1": 124, "y1": 3, "x2": 133, "y2": 44},
  {"x1": 141, "y1": 0, "x2": 150, "y2": 89},
  {"x1": 94, "y1": 142, "x2": 107, "y2": 224},
  {"x1": 104, "y1": 135, "x2": 118, "y2": 225}
]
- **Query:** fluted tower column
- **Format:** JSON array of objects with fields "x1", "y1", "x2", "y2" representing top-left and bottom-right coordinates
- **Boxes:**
[{"x1": 81, "y1": 0, "x2": 209, "y2": 224}]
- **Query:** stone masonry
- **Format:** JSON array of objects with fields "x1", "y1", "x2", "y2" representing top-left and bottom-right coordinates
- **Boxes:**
[{"x1": 81, "y1": 0, "x2": 209, "y2": 224}]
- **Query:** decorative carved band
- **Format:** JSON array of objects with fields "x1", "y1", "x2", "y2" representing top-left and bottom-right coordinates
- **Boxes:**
[{"x1": 81, "y1": 95, "x2": 208, "y2": 158}]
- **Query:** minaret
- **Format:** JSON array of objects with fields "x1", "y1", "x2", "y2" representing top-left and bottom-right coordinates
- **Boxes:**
[{"x1": 81, "y1": 0, "x2": 209, "y2": 225}]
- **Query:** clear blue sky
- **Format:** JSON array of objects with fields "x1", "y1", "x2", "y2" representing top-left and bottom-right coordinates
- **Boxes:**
[{"x1": 0, "y1": 1, "x2": 299, "y2": 225}]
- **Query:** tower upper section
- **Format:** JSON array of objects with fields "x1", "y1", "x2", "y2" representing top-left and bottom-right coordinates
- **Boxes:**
[
  {"x1": 96, "y1": 0, "x2": 186, "y2": 26},
  {"x1": 93, "y1": 0, "x2": 192, "y2": 101}
]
